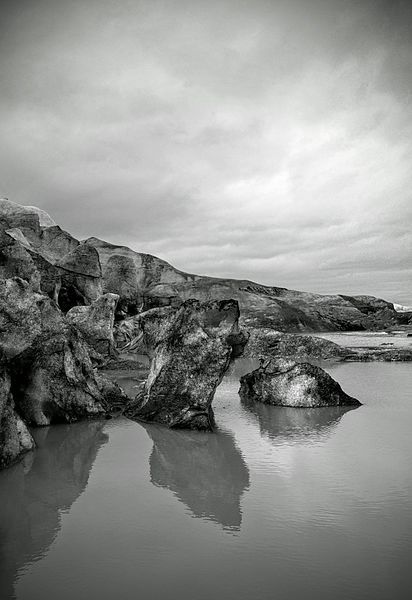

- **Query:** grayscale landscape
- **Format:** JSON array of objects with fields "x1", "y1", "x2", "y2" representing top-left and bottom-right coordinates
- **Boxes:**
[{"x1": 1, "y1": 1, "x2": 411, "y2": 599}]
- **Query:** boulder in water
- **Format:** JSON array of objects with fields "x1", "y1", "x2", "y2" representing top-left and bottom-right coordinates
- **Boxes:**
[
  {"x1": 239, "y1": 358, "x2": 361, "y2": 408},
  {"x1": 127, "y1": 299, "x2": 248, "y2": 430}
]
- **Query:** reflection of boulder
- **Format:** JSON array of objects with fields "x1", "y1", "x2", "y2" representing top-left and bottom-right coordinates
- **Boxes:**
[
  {"x1": 0, "y1": 420, "x2": 108, "y2": 599},
  {"x1": 127, "y1": 299, "x2": 248, "y2": 430},
  {"x1": 241, "y1": 399, "x2": 359, "y2": 445},
  {"x1": 144, "y1": 424, "x2": 249, "y2": 531}
]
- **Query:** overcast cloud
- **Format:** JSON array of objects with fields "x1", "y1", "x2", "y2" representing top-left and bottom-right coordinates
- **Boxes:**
[{"x1": 1, "y1": 0, "x2": 411, "y2": 303}]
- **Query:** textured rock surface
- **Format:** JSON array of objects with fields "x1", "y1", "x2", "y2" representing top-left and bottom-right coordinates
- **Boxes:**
[
  {"x1": 239, "y1": 359, "x2": 361, "y2": 408},
  {"x1": 0, "y1": 364, "x2": 35, "y2": 469},
  {"x1": 243, "y1": 328, "x2": 412, "y2": 362},
  {"x1": 57, "y1": 244, "x2": 103, "y2": 311},
  {"x1": 127, "y1": 299, "x2": 248, "y2": 430},
  {"x1": 1, "y1": 199, "x2": 406, "y2": 332},
  {"x1": 0, "y1": 278, "x2": 126, "y2": 434},
  {"x1": 82, "y1": 237, "x2": 404, "y2": 332},
  {"x1": 66, "y1": 293, "x2": 119, "y2": 356},
  {"x1": 244, "y1": 328, "x2": 355, "y2": 361}
]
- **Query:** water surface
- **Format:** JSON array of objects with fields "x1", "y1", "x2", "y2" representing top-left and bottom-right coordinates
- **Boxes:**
[{"x1": 1, "y1": 360, "x2": 411, "y2": 600}]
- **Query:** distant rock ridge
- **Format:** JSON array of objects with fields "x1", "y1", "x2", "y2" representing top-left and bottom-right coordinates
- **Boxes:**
[{"x1": 1, "y1": 198, "x2": 408, "y2": 332}]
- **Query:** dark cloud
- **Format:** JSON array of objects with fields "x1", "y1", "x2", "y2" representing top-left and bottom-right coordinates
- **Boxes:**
[{"x1": 1, "y1": 0, "x2": 411, "y2": 303}]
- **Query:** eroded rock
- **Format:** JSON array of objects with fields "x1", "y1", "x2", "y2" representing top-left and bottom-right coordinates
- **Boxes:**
[
  {"x1": 0, "y1": 278, "x2": 126, "y2": 433},
  {"x1": 66, "y1": 293, "x2": 119, "y2": 356},
  {"x1": 0, "y1": 364, "x2": 35, "y2": 469},
  {"x1": 239, "y1": 359, "x2": 361, "y2": 408},
  {"x1": 127, "y1": 299, "x2": 248, "y2": 430}
]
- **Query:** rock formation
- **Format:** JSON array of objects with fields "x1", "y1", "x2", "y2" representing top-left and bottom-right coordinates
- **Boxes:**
[
  {"x1": 0, "y1": 363, "x2": 35, "y2": 469},
  {"x1": 66, "y1": 293, "x2": 119, "y2": 356},
  {"x1": 0, "y1": 199, "x2": 407, "y2": 332},
  {"x1": 127, "y1": 299, "x2": 248, "y2": 430},
  {"x1": 243, "y1": 328, "x2": 412, "y2": 362},
  {"x1": 243, "y1": 328, "x2": 355, "y2": 361},
  {"x1": 239, "y1": 359, "x2": 361, "y2": 408},
  {"x1": 0, "y1": 277, "x2": 126, "y2": 468}
]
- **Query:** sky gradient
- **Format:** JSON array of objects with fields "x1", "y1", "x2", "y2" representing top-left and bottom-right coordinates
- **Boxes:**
[{"x1": 1, "y1": 0, "x2": 411, "y2": 303}]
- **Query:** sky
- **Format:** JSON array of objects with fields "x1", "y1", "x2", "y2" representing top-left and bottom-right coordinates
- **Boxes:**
[{"x1": 1, "y1": 0, "x2": 411, "y2": 304}]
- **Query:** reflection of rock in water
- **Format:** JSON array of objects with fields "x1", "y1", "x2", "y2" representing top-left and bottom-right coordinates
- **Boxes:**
[
  {"x1": 241, "y1": 400, "x2": 359, "y2": 445},
  {"x1": 0, "y1": 420, "x2": 108, "y2": 600},
  {"x1": 144, "y1": 424, "x2": 249, "y2": 531}
]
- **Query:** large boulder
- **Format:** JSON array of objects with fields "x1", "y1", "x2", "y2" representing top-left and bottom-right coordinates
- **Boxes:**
[
  {"x1": 127, "y1": 299, "x2": 248, "y2": 430},
  {"x1": 66, "y1": 293, "x2": 119, "y2": 356},
  {"x1": 0, "y1": 278, "x2": 126, "y2": 432},
  {"x1": 239, "y1": 359, "x2": 361, "y2": 408}
]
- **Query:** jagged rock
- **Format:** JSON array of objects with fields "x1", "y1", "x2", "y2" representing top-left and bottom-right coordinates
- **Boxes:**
[
  {"x1": 0, "y1": 227, "x2": 61, "y2": 301},
  {"x1": 0, "y1": 278, "x2": 127, "y2": 434},
  {"x1": 239, "y1": 359, "x2": 361, "y2": 408},
  {"x1": 1, "y1": 199, "x2": 407, "y2": 332},
  {"x1": 57, "y1": 244, "x2": 103, "y2": 311},
  {"x1": 127, "y1": 299, "x2": 248, "y2": 430},
  {"x1": 0, "y1": 363, "x2": 35, "y2": 469},
  {"x1": 66, "y1": 293, "x2": 119, "y2": 356}
]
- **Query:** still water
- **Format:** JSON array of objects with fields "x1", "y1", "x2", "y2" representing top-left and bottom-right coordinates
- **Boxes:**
[{"x1": 1, "y1": 360, "x2": 412, "y2": 600}]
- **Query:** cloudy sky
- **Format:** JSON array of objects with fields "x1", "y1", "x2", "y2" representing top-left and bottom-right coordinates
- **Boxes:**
[{"x1": 1, "y1": 0, "x2": 411, "y2": 303}]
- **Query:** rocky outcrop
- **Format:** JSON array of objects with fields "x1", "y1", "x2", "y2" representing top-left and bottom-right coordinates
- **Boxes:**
[
  {"x1": 243, "y1": 329, "x2": 412, "y2": 363},
  {"x1": 239, "y1": 359, "x2": 361, "y2": 408},
  {"x1": 344, "y1": 347, "x2": 412, "y2": 361},
  {"x1": 243, "y1": 328, "x2": 355, "y2": 361},
  {"x1": 1, "y1": 199, "x2": 407, "y2": 332},
  {"x1": 127, "y1": 299, "x2": 248, "y2": 430},
  {"x1": 0, "y1": 278, "x2": 126, "y2": 468},
  {"x1": 0, "y1": 363, "x2": 35, "y2": 469},
  {"x1": 57, "y1": 244, "x2": 103, "y2": 311},
  {"x1": 66, "y1": 293, "x2": 119, "y2": 356}
]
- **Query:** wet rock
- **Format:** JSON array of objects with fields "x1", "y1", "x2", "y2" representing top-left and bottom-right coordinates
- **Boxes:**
[
  {"x1": 0, "y1": 278, "x2": 127, "y2": 433},
  {"x1": 239, "y1": 359, "x2": 361, "y2": 408},
  {"x1": 127, "y1": 299, "x2": 248, "y2": 430},
  {"x1": 66, "y1": 293, "x2": 119, "y2": 356},
  {"x1": 0, "y1": 364, "x2": 35, "y2": 469},
  {"x1": 244, "y1": 328, "x2": 355, "y2": 361},
  {"x1": 57, "y1": 244, "x2": 103, "y2": 311}
]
